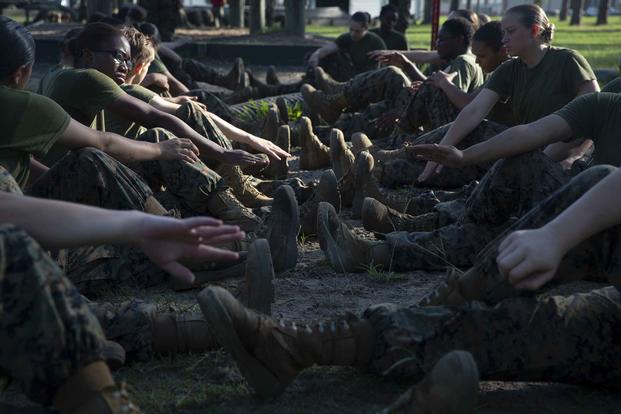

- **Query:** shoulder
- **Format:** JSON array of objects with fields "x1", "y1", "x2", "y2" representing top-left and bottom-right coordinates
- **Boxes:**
[{"x1": 365, "y1": 31, "x2": 386, "y2": 46}]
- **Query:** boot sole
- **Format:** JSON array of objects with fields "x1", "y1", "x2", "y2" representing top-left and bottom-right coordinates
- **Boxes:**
[
  {"x1": 270, "y1": 185, "x2": 300, "y2": 273},
  {"x1": 329, "y1": 131, "x2": 346, "y2": 180},
  {"x1": 198, "y1": 288, "x2": 285, "y2": 400},
  {"x1": 317, "y1": 202, "x2": 349, "y2": 273},
  {"x1": 352, "y1": 153, "x2": 371, "y2": 219},
  {"x1": 245, "y1": 239, "x2": 275, "y2": 315}
]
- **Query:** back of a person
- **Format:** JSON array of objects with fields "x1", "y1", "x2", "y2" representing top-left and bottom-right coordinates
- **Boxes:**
[
  {"x1": 370, "y1": 27, "x2": 407, "y2": 51},
  {"x1": 335, "y1": 30, "x2": 386, "y2": 74},
  {"x1": 447, "y1": 52, "x2": 485, "y2": 94},
  {"x1": 487, "y1": 47, "x2": 595, "y2": 125}
]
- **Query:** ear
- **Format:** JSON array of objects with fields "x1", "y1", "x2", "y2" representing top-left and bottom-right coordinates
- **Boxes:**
[
  {"x1": 81, "y1": 49, "x2": 94, "y2": 66},
  {"x1": 133, "y1": 62, "x2": 144, "y2": 76},
  {"x1": 531, "y1": 24, "x2": 540, "y2": 38}
]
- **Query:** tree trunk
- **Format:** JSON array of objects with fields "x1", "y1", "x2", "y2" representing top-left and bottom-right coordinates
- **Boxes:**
[
  {"x1": 570, "y1": 0, "x2": 584, "y2": 25},
  {"x1": 560, "y1": 0, "x2": 569, "y2": 20},
  {"x1": 423, "y1": 0, "x2": 432, "y2": 24},
  {"x1": 250, "y1": 0, "x2": 265, "y2": 34},
  {"x1": 230, "y1": 0, "x2": 244, "y2": 27},
  {"x1": 597, "y1": 0, "x2": 609, "y2": 24},
  {"x1": 450, "y1": 0, "x2": 459, "y2": 12},
  {"x1": 466, "y1": 0, "x2": 471, "y2": 10},
  {"x1": 285, "y1": 0, "x2": 305, "y2": 37},
  {"x1": 86, "y1": 0, "x2": 113, "y2": 16}
]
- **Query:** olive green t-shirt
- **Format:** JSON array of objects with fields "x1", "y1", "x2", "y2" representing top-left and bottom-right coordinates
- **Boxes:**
[
  {"x1": 0, "y1": 86, "x2": 70, "y2": 186},
  {"x1": 334, "y1": 31, "x2": 387, "y2": 74},
  {"x1": 370, "y1": 28, "x2": 408, "y2": 51},
  {"x1": 554, "y1": 92, "x2": 621, "y2": 167},
  {"x1": 105, "y1": 84, "x2": 156, "y2": 137},
  {"x1": 40, "y1": 68, "x2": 125, "y2": 130},
  {"x1": 444, "y1": 52, "x2": 485, "y2": 94},
  {"x1": 485, "y1": 47, "x2": 596, "y2": 125},
  {"x1": 602, "y1": 77, "x2": 621, "y2": 93},
  {"x1": 37, "y1": 64, "x2": 67, "y2": 95},
  {"x1": 148, "y1": 53, "x2": 169, "y2": 74}
]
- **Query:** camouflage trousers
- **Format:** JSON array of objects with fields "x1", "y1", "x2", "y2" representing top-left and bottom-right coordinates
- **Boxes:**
[
  {"x1": 317, "y1": 51, "x2": 360, "y2": 82},
  {"x1": 0, "y1": 224, "x2": 106, "y2": 404},
  {"x1": 376, "y1": 120, "x2": 508, "y2": 189},
  {"x1": 364, "y1": 166, "x2": 621, "y2": 385},
  {"x1": 385, "y1": 151, "x2": 573, "y2": 271},
  {"x1": 398, "y1": 82, "x2": 461, "y2": 133}
]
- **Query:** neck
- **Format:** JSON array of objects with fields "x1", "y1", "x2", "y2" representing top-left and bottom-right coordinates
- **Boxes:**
[
  {"x1": 520, "y1": 43, "x2": 548, "y2": 68},
  {"x1": 447, "y1": 47, "x2": 470, "y2": 60},
  {"x1": 380, "y1": 26, "x2": 391, "y2": 33}
]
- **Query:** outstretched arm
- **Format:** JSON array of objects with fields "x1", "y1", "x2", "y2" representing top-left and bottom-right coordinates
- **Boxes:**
[
  {"x1": 308, "y1": 43, "x2": 339, "y2": 67},
  {"x1": 0, "y1": 192, "x2": 244, "y2": 284},
  {"x1": 496, "y1": 166, "x2": 621, "y2": 291},
  {"x1": 58, "y1": 118, "x2": 200, "y2": 164}
]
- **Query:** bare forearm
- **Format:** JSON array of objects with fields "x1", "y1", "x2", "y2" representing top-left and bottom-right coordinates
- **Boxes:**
[
  {"x1": 438, "y1": 83, "x2": 475, "y2": 109},
  {"x1": 402, "y1": 60, "x2": 426, "y2": 82},
  {"x1": 210, "y1": 113, "x2": 251, "y2": 143},
  {"x1": 152, "y1": 112, "x2": 226, "y2": 160},
  {"x1": 167, "y1": 73, "x2": 190, "y2": 95},
  {"x1": 0, "y1": 193, "x2": 142, "y2": 249},
  {"x1": 402, "y1": 50, "x2": 444, "y2": 65},
  {"x1": 100, "y1": 132, "x2": 163, "y2": 163},
  {"x1": 546, "y1": 166, "x2": 621, "y2": 254}
]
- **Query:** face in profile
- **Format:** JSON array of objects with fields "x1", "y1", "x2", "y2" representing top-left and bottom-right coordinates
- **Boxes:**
[{"x1": 349, "y1": 20, "x2": 367, "y2": 42}]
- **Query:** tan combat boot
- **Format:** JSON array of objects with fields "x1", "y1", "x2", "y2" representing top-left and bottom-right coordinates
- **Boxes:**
[
  {"x1": 314, "y1": 66, "x2": 347, "y2": 94},
  {"x1": 217, "y1": 165, "x2": 273, "y2": 208},
  {"x1": 317, "y1": 202, "x2": 391, "y2": 273},
  {"x1": 206, "y1": 187, "x2": 261, "y2": 232},
  {"x1": 351, "y1": 132, "x2": 406, "y2": 161},
  {"x1": 300, "y1": 169, "x2": 341, "y2": 235},
  {"x1": 301, "y1": 84, "x2": 347, "y2": 124},
  {"x1": 53, "y1": 362, "x2": 142, "y2": 414},
  {"x1": 338, "y1": 168, "x2": 355, "y2": 207},
  {"x1": 262, "y1": 125, "x2": 290, "y2": 179},
  {"x1": 329, "y1": 128, "x2": 355, "y2": 180},
  {"x1": 352, "y1": 151, "x2": 385, "y2": 219},
  {"x1": 298, "y1": 116, "x2": 331, "y2": 170},
  {"x1": 362, "y1": 198, "x2": 439, "y2": 234},
  {"x1": 256, "y1": 185, "x2": 300, "y2": 273},
  {"x1": 261, "y1": 105, "x2": 281, "y2": 143},
  {"x1": 198, "y1": 286, "x2": 375, "y2": 400},
  {"x1": 275, "y1": 96, "x2": 289, "y2": 124},
  {"x1": 222, "y1": 57, "x2": 248, "y2": 91},
  {"x1": 379, "y1": 350, "x2": 479, "y2": 414},
  {"x1": 266, "y1": 65, "x2": 281, "y2": 85}
]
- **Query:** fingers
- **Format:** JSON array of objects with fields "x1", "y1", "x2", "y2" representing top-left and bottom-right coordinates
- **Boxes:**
[
  {"x1": 513, "y1": 270, "x2": 555, "y2": 291},
  {"x1": 496, "y1": 247, "x2": 526, "y2": 277},
  {"x1": 181, "y1": 216, "x2": 224, "y2": 228},
  {"x1": 201, "y1": 231, "x2": 246, "y2": 246},
  {"x1": 161, "y1": 261, "x2": 195, "y2": 285},
  {"x1": 417, "y1": 161, "x2": 437, "y2": 182}
]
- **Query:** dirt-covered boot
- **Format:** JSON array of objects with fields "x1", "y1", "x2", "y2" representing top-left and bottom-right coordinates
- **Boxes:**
[
  {"x1": 300, "y1": 169, "x2": 341, "y2": 235},
  {"x1": 217, "y1": 165, "x2": 273, "y2": 208},
  {"x1": 151, "y1": 313, "x2": 219, "y2": 353},
  {"x1": 352, "y1": 151, "x2": 384, "y2": 219},
  {"x1": 256, "y1": 185, "x2": 300, "y2": 273},
  {"x1": 351, "y1": 132, "x2": 406, "y2": 161},
  {"x1": 263, "y1": 125, "x2": 290, "y2": 179},
  {"x1": 248, "y1": 71, "x2": 282, "y2": 97},
  {"x1": 275, "y1": 96, "x2": 290, "y2": 124},
  {"x1": 314, "y1": 66, "x2": 347, "y2": 94},
  {"x1": 379, "y1": 351, "x2": 479, "y2": 414},
  {"x1": 53, "y1": 362, "x2": 142, "y2": 414},
  {"x1": 417, "y1": 268, "x2": 468, "y2": 307},
  {"x1": 261, "y1": 105, "x2": 281, "y2": 143},
  {"x1": 317, "y1": 202, "x2": 391, "y2": 272},
  {"x1": 206, "y1": 187, "x2": 261, "y2": 232},
  {"x1": 338, "y1": 168, "x2": 356, "y2": 208},
  {"x1": 299, "y1": 116, "x2": 331, "y2": 170},
  {"x1": 239, "y1": 239, "x2": 275, "y2": 315},
  {"x1": 266, "y1": 65, "x2": 281, "y2": 85},
  {"x1": 362, "y1": 198, "x2": 439, "y2": 234},
  {"x1": 198, "y1": 286, "x2": 375, "y2": 399},
  {"x1": 329, "y1": 128, "x2": 355, "y2": 180},
  {"x1": 223, "y1": 57, "x2": 248, "y2": 91},
  {"x1": 223, "y1": 85, "x2": 259, "y2": 104},
  {"x1": 102, "y1": 340, "x2": 126, "y2": 371},
  {"x1": 301, "y1": 84, "x2": 347, "y2": 124}
]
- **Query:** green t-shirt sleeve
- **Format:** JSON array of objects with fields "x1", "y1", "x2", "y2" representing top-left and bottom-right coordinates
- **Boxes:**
[
  {"x1": 122, "y1": 84, "x2": 157, "y2": 103},
  {"x1": 561, "y1": 50, "x2": 596, "y2": 95},
  {"x1": 484, "y1": 59, "x2": 514, "y2": 98},
  {"x1": 447, "y1": 56, "x2": 475, "y2": 92},
  {"x1": 70, "y1": 69, "x2": 126, "y2": 118},
  {"x1": 148, "y1": 53, "x2": 169, "y2": 74},
  {"x1": 553, "y1": 93, "x2": 599, "y2": 140},
  {"x1": 15, "y1": 93, "x2": 71, "y2": 156},
  {"x1": 602, "y1": 77, "x2": 621, "y2": 93}
]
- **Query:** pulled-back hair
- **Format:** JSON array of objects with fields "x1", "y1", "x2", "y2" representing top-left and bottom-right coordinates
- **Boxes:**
[
  {"x1": 473, "y1": 21, "x2": 503, "y2": 52},
  {"x1": 62, "y1": 27, "x2": 83, "y2": 59},
  {"x1": 351, "y1": 11, "x2": 370, "y2": 27},
  {"x1": 450, "y1": 9, "x2": 480, "y2": 30},
  {"x1": 506, "y1": 4, "x2": 554, "y2": 44},
  {"x1": 73, "y1": 22, "x2": 123, "y2": 60},
  {"x1": 442, "y1": 17, "x2": 475, "y2": 48},
  {"x1": 0, "y1": 16, "x2": 35, "y2": 79},
  {"x1": 138, "y1": 22, "x2": 161, "y2": 47},
  {"x1": 121, "y1": 26, "x2": 154, "y2": 65}
]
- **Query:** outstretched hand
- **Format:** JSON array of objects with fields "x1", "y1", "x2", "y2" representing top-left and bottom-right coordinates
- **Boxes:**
[
  {"x1": 248, "y1": 136, "x2": 291, "y2": 161},
  {"x1": 496, "y1": 228, "x2": 563, "y2": 291},
  {"x1": 410, "y1": 144, "x2": 464, "y2": 167},
  {"x1": 222, "y1": 149, "x2": 268, "y2": 167},
  {"x1": 136, "y1": 215, "x2": 245, "y2": 285},
  {"x1": 159, "y1": 138, "x2": 200, "y2": 164},
  {"x1": 376, "y1": 52, "x2": 411, "y2": 69}
]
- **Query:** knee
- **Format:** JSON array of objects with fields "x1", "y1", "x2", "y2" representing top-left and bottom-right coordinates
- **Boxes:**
[
  {"x1": 574, "y1": 165, "x2": 617, "y2": 185},
  {"x1": 0, "y1": 224, "x2": 49, "y2": 283},
  {"x1": 0, "y1": 166, "x2": 23, "y2": 195}
]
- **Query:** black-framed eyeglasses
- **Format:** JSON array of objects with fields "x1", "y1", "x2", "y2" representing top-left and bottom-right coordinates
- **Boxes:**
[{"x1": 91, "y1": 49, "x2": 133, "y2": 69}]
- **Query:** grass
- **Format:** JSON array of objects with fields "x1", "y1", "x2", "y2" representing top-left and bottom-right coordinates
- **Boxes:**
[{"x1": 307, "y1": 15, "x2": 621, "y2": 69}]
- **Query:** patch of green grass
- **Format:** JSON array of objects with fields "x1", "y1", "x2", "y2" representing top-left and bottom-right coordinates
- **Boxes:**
[
  {"x1": 308, "y1": 15, "x2": 621, "y2": 69},
  {"x1": 364, "y1": 263, "x2": 407, "y2": 283}
]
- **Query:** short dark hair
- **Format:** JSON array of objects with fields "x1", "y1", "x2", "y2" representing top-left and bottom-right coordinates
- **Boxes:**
[
  {"x1": 74, "y1": 22, "x2": 123, "y2": 60},
  {"x1": 473, "y1": 21, "x2": 503, "y2": 52},
  {"x1": 380, "y1": 5, "x2": 397, "y2": 17},
  {"x1": 0, "y1": 16, "x2": 35, "y2": 79},
  {"x1": 441, "y1": 17, "x2": 475, "y2": 48},
  {"x1": 450, "y1": 9, "x2": 480, "y2": 30},
  {"x1": 351, "y1": 11, "x2": 370, "y2": 27}
]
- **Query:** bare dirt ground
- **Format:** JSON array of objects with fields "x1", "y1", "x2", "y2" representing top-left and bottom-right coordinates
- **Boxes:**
[{"x1": 9, "y1": 62, "x2": 621, "y2": 414}]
